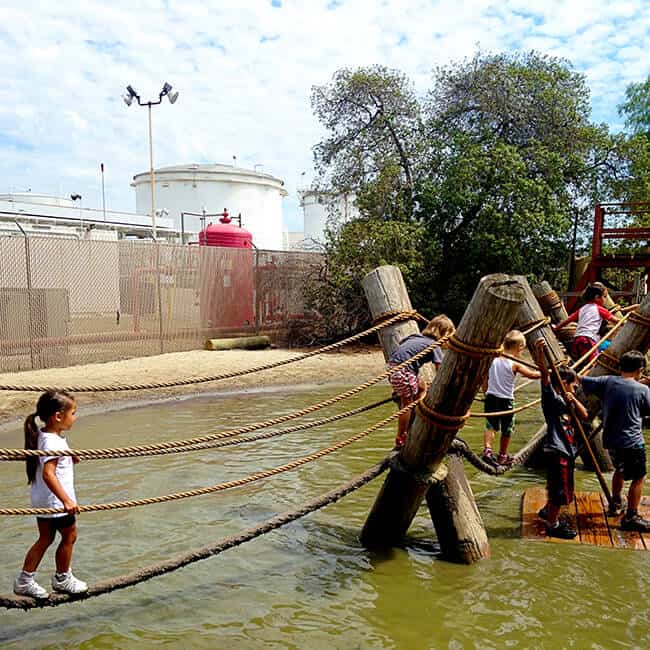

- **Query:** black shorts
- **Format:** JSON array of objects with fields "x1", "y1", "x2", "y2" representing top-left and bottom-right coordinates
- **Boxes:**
[
  {"x1": 37, "y1": 514, "x2": 76, "y2": 530},
  {"x1": 609, "y1": 447, "x2": 647, "y2": 482},
  {"x1": 484, "y1": 394, "x2": 515, "y2": 437},
  {"x1": 546, "y1": 453, "x2": 575, "y2": 507}
]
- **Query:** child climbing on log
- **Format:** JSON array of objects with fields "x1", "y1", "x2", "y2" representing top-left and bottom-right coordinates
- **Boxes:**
[
  {"x1": 482, "y1": 330, "x2": 541, "y2": 466},
  {"x1": 13, "y1": 391, "x2": 88, "y2": 599},
  {"x1": 553, "y1": 284, "x2": 619, "y2": 361},
  {"x1": 581, "y1": 351, "x2": 650, "y2": 532},
  {"x1": 387, "y1": 314, "x2": 455, "y2": 448},
  {"x1": 534, "y1": 339, "x2": 587, "y2": 539}
]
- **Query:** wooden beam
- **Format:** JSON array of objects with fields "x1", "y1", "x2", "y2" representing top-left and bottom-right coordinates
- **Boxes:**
[{"x1": 361, "y1": 272, "x2": 525, "y2": 562}]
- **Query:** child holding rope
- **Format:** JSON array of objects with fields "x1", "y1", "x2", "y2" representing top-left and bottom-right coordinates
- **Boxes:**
[
  {"x1": 482, "y1": 330, "x2": 541, "y2": 466},
  {"x1": 535, "y1": 340, "x2": 587, "y2": 539},
  {"x1": 581, "y1": 351, "x2": 650, "y2": 532},
  {"x1": 387, "y1": 314, "x2": 455, "y2": 448},
  {"x1": 13, "y1": 391, "x2": 88, "y2": 599},
  {"x1": 553, "y1": 284, "x2": 619, "y2": 362}
]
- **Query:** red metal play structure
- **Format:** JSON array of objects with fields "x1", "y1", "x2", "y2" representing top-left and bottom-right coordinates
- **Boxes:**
[{"x1": 567, "y1": 202, "x2": 650, "y2": 312}]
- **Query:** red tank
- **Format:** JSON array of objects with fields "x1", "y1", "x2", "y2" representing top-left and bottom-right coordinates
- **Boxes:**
[{"x1": 198, "y1": 212, "x2": 255, "y2": 329}]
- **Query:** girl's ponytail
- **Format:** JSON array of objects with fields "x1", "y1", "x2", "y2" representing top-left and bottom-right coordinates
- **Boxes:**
[
  {"x1": 24, "y1": 412, "x2": 40, "y2": 484},
  {"x1": 23, "y1": 390, "x2": 75, "y2": 484}
]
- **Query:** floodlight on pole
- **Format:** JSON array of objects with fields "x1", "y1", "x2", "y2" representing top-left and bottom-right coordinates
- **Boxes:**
[{"x1": 122, "y1": 82, "x2": 180, "y2": 238}]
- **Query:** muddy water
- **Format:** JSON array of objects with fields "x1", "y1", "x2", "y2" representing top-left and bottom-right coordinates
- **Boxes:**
[{"x1": 1, "y1": 384, "x2": 649, "y2": 648}]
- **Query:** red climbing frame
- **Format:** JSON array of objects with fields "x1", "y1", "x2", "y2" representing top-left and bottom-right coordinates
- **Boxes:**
[{"x1": 567, "y1": 202, "x2": 650, "y2": 312}]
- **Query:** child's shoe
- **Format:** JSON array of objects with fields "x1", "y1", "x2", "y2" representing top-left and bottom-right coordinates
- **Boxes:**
[
  {"x1": 51, "y1": 571, "x2": 88, "y2": 594},
  {"x1": 607, "y1": 496, "x2": 627, "y2": 516},
  {"x1": 496, "y1": 453, "x2": 514, "y2": 466},
  {"x1": 620, "y1": 513, "x2": 650, "y2": 532},
  {"x1": 481, "y1": 448, "x2": 497, "y2": 465},
  {"x1": 537, "y1": 506, "x2": 549, "y2": 521},
  {"x1": 546, "y1": 520, "x2": 577, "y2": 539},
  {"x1": 13, "y1": 576, "x2": 49, "y2": 599}
]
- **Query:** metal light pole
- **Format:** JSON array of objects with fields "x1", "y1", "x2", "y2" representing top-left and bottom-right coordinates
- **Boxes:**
[{"x1": 123, "y1": 82, "x2": 179, "y2": 238}]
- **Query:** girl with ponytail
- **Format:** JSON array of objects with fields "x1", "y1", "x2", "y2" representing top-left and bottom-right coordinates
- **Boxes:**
[{"x1": 13, "y1": 391, "x2": 88, "y2": 600}]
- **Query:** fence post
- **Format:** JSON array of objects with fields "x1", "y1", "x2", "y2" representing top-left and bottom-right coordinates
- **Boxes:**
[
  {"x1": 254, "y1": 247, "x2": 260, "y2": 334},
  {"x1": 154, "y1": 238, "x2": 164, "y2": 354},
  {"x1": 15, "y1": 222, "x2": 35, "y2": 369}
]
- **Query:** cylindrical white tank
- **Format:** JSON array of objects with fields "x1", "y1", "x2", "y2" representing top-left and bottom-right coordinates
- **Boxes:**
[
  {"x1": 0, "y1": 193, "x2": 76, "y2": 208},
  {"x1": 299, "y1": 190, "x2": 357, "y2": 246},
  {"x1": 132, "y1": 164, "x2": 288, "y2": 250}
]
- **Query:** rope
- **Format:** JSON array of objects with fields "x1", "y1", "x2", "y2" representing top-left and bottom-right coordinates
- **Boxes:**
[
  {"x1": 446, "y1": 335, "x2": 503, "y2": 360},
  {"x1": 0, "y1": 311, "x2": 417, "y2": 393},
  {"x1": 536, "y1": 290, "x2": 563, "y2": 313},
  {"x1": 468, "y1": 397, "x2": 541, "y2": 417},
  {"x1": 500, "y1": 352, "x2": 540, "y2": 371},
  {"x1": 0, "y1": 403, "x2": 416, "y2": 516},
  {"x1": 596, "y1": 349, "x2": 620, "y2": 374},
  {"x1": 0, "y1": 398, "x2": 392, "y2": 462},
  {"x1": 416, "y1": 398, "x2": 469, "y2": 432},
  {"x1": 0, "y1": 341, "x2": 442, "y2": 461},
  {"x1": 518, "y1": 317, "x2": 551, "y2": 337},
  {"x1": 0, "y1": 460, "x2": 390, "y2": 609},
  {"x1": 371, "y1": 309, "x2": 427, "y2": 326},
  {"x1": 628, "y1": 309, "x2": 650, "y2": 328}
]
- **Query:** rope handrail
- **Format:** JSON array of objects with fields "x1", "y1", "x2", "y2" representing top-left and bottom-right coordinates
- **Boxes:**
[
  {"x1": 0, "y1": 398, "x2": 393, "y2": 462},
  {"x1": 0, "y1": 311, "x2": 423, "y2": 393},
  {"x1": 0, "y1": 403, "x2": 416, "y2": 516},
  {"x1": 468, "y1": 397, "x2": 541, "y2": 418},
  {"x1": 0, "y1": 339, "x2": 444, "y2": 461},
  {"x1": 0, "y1": 459, "x2": 390, "y2": 609}
]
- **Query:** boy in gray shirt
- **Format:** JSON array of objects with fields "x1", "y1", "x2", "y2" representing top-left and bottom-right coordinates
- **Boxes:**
[{"x1": 581, "y1": 350, "x2": 650, "y2": 532}]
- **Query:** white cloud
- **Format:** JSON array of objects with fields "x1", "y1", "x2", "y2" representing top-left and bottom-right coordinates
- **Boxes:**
[{"x1": 0, "y1": 0, "x2": 648, "y2": 232}]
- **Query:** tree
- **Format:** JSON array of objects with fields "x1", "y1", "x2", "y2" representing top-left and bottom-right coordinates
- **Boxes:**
[
  {"x1": 304, "y1": 217, "x2": 426, "y2": 339},
  {"x1": 311, "y1": 65, "x2": 422, "y2": 221},
  {"x1": 619, "y1": 76, "x2": 650, "y2": 136}
]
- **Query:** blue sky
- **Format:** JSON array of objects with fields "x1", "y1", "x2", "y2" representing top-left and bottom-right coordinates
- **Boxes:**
[{"x1": 0, "y1": 0, "x2": 648, "y2": 232}]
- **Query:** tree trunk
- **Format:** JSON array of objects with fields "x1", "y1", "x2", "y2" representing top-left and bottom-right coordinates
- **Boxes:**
[{"x1": 361, "y1": 271, "x2": 525, "y2": 562}]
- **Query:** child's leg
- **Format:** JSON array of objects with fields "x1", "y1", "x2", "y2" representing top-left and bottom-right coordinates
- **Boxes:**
[
  {"x1": 627, "y1": 475, "x2": 645, "y2": 515},
  {"x1": 544, "y1": 502, "x2": 561, "y2": 525},
  {"x1": 612, "y1": 468, "x2": 625, "y2": 501},
  {"x1": 22, "y1": 518, "x2": 56, "y2": 573},
  {"x1": 54, "y1": 522, "x2": 78, "y2": 574},
  {"x1": 483, "y1": 427, "x2": 496, "y2": 451},
  {"x1": 498, "y1": 413, "x2": 515, "y2": 456}
]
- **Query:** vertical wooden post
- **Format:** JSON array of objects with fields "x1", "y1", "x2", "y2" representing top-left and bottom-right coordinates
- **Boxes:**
[
  {"x1": 361, "y1": 271, "x2": 525, "y2": 562},
  {"x1": 533, "y1": 281, "x2": 574, "y2": 345}
]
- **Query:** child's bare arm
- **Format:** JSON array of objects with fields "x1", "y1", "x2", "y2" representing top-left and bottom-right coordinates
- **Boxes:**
[
  {"x1": 43, "y1": 460, "x2": 79, "y2": 514},
  {"x1": 565, "y1": 393, "x2": 588, "y2": 420},
  {"x1": 514, "y1": 363, "x2": 541, "y2": 380}
]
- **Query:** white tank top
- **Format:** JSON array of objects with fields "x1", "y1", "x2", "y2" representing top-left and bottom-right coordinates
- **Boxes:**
[
  {"x1": 575, "y1": 303, "x2": 603, "y2": 340},
  {"x1": 487, "y1": 357, "x2": 515, "y2": 399}
]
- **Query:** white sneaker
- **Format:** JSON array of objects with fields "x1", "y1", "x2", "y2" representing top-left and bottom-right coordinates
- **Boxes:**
[
  {"x1": 13, "y1": 576, "x2": 49, "y2": 599},
  {"x1": 51, "y1": 572, "x2": 88, "y2": 594}
]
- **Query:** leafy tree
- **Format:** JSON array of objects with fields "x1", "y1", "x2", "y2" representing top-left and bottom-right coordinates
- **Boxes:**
[
  {"x1": 304, "y1": 217, "x2": 425, "y2": 339},
  {"x1": 311, "y1": 65, "x2": 422, "y2": 221},
  {"x1": 619, "y1": 76, "x2": 650, "y2": 136}
]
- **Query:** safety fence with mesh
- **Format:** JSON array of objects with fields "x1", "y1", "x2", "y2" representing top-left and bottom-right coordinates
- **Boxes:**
[{"x1": 0, "y1": 234, "x2": 323, "y2": 371}]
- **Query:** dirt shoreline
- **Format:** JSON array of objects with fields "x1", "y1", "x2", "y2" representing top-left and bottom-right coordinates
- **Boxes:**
[{"x1": 0, "y1": 346, "x2": 386, "y2": 425}]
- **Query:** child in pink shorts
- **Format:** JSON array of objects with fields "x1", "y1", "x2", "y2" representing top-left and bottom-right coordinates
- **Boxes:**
[{"x1": 387, "y1": 315, "x2": 455, "y2": 447}]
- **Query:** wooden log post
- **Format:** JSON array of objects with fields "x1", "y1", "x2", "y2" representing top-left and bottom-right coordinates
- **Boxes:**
[
  {"x1": 513, "y1": 277, "x2": 567, "y2": 468},
  {"x1": 361, "y1": 272, "x2": 525, "y2": 562},
  {"x1": 532, "y1": 281, "x2": 575, "y2": 345}
]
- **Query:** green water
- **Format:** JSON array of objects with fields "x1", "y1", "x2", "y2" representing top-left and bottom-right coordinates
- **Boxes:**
[{"x1": 1, "y1": 383, "x2": 649, "y2": 649}]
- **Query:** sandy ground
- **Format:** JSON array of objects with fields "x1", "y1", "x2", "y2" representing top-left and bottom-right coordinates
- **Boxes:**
[{"x1": 0, "y1": 346, "x2": 386, "y2": 425}]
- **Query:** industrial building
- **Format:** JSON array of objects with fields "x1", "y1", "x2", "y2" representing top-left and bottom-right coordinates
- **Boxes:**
[{"x1": 298, "y1": 189, "x2": 357, "y2": 248}]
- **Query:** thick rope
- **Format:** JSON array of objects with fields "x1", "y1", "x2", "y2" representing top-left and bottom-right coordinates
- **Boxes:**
[
  {"x1": 371, "y1": 309, "x2": 427, "y2": 326},
  {"x1": 0, "y1": 341, "x2": 442, "y2": 461},
  {"x1": 0, "y1": 403, "x2": 415, "y2": 516},
  {"x1": 0, "y1": 459, "x2": 389, "y2": 609},
  {"x1": 468, "y1": 397, "x2": 541, "y2": 417},
  {"x1": 0, "y1": 311, "x2": 416, "y2": 393},
  {"x1": 0, "y1": 398, "x2": 392, "y2": 462},
  {"x1": 499, "y1": 352, "x2": 540, "y2": 371},
  {"x1": 518, "y1": 317, "x2": 551, "y2": 337},
  {"x1": 446, "y1": 335, "x2": 503, "y2": 360},
  {"x1": 628, "y1": 309, "x2": 650, "y2": 328},
  {"x1": 536, "y1": 290, "x2": 563, "y2": 313},
  {"x1": 416, "y1": 398, "x2": 469, "y2": 432}
]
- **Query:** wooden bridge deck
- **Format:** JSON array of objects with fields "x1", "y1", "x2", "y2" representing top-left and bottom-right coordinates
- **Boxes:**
[{"x1": 522, "y1": 487, "x2": 650, "y2": 550}]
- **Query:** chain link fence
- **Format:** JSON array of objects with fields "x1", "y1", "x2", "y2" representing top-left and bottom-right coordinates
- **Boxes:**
[{"x1": 0, "y1": 234, "x2": 323, "y2": 372}]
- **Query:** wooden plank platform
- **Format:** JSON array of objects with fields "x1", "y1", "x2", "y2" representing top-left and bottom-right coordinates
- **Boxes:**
[{"x1": 521, "y1": 487, "x2": 649, "y2": 551}]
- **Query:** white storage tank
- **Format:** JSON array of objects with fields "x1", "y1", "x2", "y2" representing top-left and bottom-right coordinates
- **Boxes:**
[
  {"x1": 132, "y1": 163, "x2": 288, "y2": 250},
  {"x1": 299, "y1": 190, "x2": 357, "y2": 247}
]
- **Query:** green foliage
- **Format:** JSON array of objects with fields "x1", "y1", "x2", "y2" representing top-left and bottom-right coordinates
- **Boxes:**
[
  {"x1": 304, "y1": 217, "x2": 425, "y2": 339},
  {"x1": 308, "y1": 52, "x2": 650, "y2": 333},
  {"x1": 619, "y1": 76, "x2": 650, "y2": 136}
]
